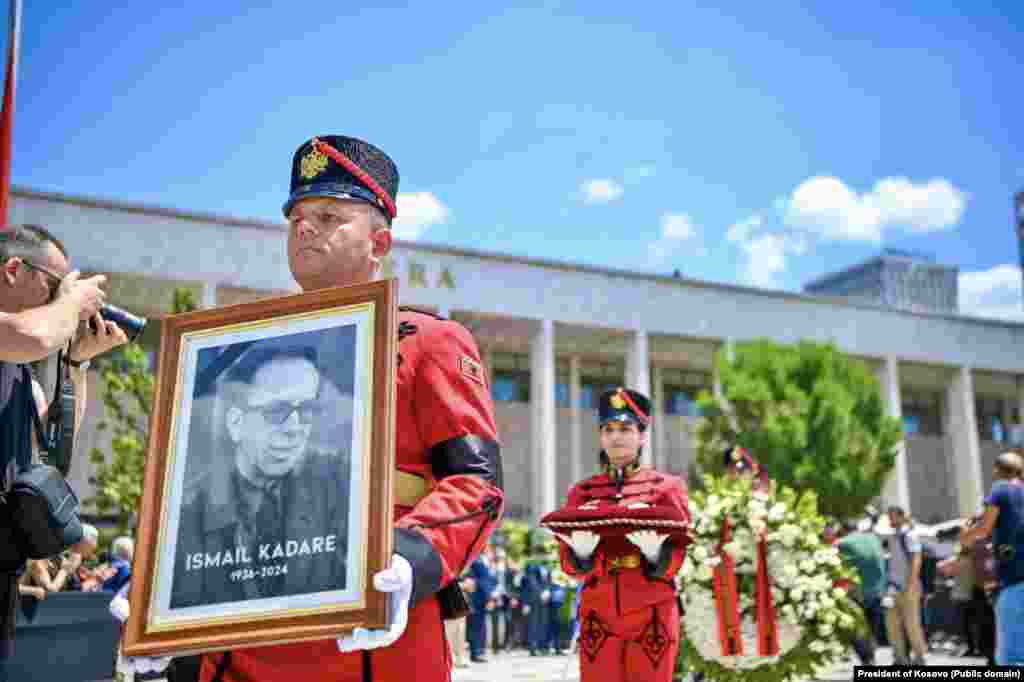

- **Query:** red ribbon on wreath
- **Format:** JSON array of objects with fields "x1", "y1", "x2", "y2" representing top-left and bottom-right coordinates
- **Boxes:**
[
  {"x1": 712, "y1": 518, "x2": 743, "y2": 656},
  {"x1": 755, "y1": 535, "x2": 780, "y2": 656}
]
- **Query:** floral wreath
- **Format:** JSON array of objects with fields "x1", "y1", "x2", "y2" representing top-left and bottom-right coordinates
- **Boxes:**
[{"x1": 677, "y1": 474, "x2": 866, "y2": 682}]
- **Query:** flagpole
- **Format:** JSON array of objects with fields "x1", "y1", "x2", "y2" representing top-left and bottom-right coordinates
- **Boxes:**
[{"x1": 0, "y1": 0, "x2": 22, "y2": 230}]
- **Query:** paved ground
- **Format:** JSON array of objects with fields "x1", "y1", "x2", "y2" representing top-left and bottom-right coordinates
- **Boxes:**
[
  {"x1": 91, "y1": 646, "x2": 987, "y2": 682},
  {"x1": 451, "y1": 647, "x2": 990, "y2": 682}
]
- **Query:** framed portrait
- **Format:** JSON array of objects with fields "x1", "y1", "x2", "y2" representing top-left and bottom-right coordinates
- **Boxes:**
[{"x1": 122, "y1": 279, "x2": 397, "y2": 657}]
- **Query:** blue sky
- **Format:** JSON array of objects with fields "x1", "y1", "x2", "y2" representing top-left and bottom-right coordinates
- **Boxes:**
[{"x1": 6, "y1": 2, "x2": 1023, "y2": 318}]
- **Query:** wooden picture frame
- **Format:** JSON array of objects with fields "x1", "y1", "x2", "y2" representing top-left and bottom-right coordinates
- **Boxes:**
[{"x1": 122, "y1": 279, "x2": 397, "y2": 657}]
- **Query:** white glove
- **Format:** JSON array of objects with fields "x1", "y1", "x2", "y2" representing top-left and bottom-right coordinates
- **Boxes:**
[
  {"x1": 109, "y1": 592, "x2": 174, "y2": 675},
  {"x1": 540, "y1": 589, "x2": 551, "y2": 604},
  {"x1": 626, "y1": 530, "x2": 669, "y2": 564},
  {"x1": 337, "y1": 554, "x2": 413, "y2": 652},
  {"x1": 553, "y1": 530, "x2": 601, "y2": 560}
]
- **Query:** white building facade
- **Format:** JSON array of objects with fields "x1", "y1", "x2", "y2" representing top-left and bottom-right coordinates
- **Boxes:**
[{"x1": 12, "y1": 187, "x2": 1024, "y2": 524}]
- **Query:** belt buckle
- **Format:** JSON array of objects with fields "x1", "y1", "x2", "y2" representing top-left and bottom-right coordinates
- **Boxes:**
[{"x1": 610, "y1": 554, "x2": 641, "y2": 570}]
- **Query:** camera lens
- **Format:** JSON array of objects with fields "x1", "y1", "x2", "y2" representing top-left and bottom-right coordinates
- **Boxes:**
[{"x1": 88, "y1": 304, "x2": 148, "y2": 343}]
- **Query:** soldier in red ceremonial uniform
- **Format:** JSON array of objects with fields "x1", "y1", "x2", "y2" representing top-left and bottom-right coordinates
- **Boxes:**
[
  {"x1": 554, "y1": 388, "x2": 689, "y2": 682},
  {"x1": 115, "y1": 135, "x2": 504, "y2": 682}
]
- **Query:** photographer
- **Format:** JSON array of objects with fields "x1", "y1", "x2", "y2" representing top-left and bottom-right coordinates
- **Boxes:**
[
  {"x1": 0, "y1": 225, "x2": 127, "y2": 677},
  {"x1": 960, "y1": 452, "x2": 1024, "y2": 666}
]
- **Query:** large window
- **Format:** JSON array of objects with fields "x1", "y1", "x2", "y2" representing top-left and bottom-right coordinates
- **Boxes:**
[
  {"x1": 662, "y1": 368, "x2": 711, "y2": 417},
  {"x1": 975, "y1": 396, "x2": 1008, "y2": 442},
  {"x1": 490, "y1": 352, "x2": 530, "y2": 403},
  {"x1": 901, "y1": 389, "x2": 943, "y2": 437},
  {"x1": 578, "y1": 359, "x2": 625, "y2": 410}
]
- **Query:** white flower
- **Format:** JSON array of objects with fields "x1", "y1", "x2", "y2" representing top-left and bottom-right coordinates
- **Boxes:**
[
  {"x1": 822, "y1": 610, "x2": 837, "y2": 624},
  {"x1": 750, "y1": 519, "x2": 767, "y2": 536},
  {"x1": 818, "y1": 623, "x2": 833, "y2": 637},
  {"x1": 707, "y1": 495, "x2": 721, "y2": 509},
  {"x1": 771, "y1": 587, "x2": 784, "y2": 602},
  {"x1": 706, "y1": 556, "x2": 722, "y2": 568},
  {"x1": 839, "y1": 613, "x2": 854, "y2": 628},
  {"x1": 821, "y1": 596, "x2": 835, "y2": 609},
  {"x1": 800, "y1": 559, "x2": 815, "y2": 572},
  {"x1": 809, "y1": 641, "x2": 827, "y2": 653},
  {"x1": 768, "y1": 503, "x2": 787, "y2": 522},
  {"x1": 790, "y1": 588, "x2": 804, "y2": 601},
  {"x1": 695, "y1": 564, "x2": 713, "y2": 582},
  {"x1": 692, "y1": 545, "x2": 709, "y2": 562}
]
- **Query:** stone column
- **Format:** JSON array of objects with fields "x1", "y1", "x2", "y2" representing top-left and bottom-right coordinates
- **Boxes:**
[
  {"x1": 877, "y1": 356, "x2": 911, "y2": 511},
  {"x1": 530, "y1": 319, "x2": 557, "y2": 517},
  {"x1": 946, "y1": 366, "x2": 985, "y2": 517},
  {"x1": 202, "y1": 281, "x2": 218, "y2": 308},
  {"x1": 652, "y1": 365, "x2": 667, "y2": 471},
  {"x1": 626, "y1": 330, "x2": 652, "y2": 465},
  {"x1": 569, "y1": 355, "x2": 583, "y2": 485}
]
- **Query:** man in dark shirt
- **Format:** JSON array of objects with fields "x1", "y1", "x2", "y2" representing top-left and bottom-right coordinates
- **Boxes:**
[
  {"x1": 961, "y1": 452, "x2": 1024, "y2": 666},
  {"x1": 0, "y1": 225, "x2": 123, "y2": 679}
]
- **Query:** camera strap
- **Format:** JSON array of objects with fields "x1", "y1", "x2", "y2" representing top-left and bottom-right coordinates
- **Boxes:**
[{"x1": 27, "y1": 348, "x2": 76, "y2": 477}]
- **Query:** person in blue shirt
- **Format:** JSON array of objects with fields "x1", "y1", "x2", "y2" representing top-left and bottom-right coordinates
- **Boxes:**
[
  {"x1": 961, "y1": 452, "x2": 1024, "y2": 666},
  {"x1": 102, "y1": 537, "x2": 133, "y2": 594},
  {"x1": 546, "y1": 575, "x2": 567, "y2": 655},
  {"x1": 520, "y1": 533, "x2": 553, "y2": 656},
  {"x1": 467, "y1": 545, "x2": 499, "y2": 663}
]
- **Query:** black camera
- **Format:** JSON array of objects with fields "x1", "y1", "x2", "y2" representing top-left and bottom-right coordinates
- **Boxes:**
[{"x1": 88, "y1": 303, "x2": 147, "y2": 342}]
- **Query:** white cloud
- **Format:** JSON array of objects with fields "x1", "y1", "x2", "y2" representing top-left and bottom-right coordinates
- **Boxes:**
[
  {"x1": 579, "y1": 178, "x2": 624, "y2": 205},
  {"x1": 393, "y1": 192, "x2": 450, "y2": 240},
  {"x1": 726, "y1": 214, "x2": 763, "y2": 244},
  {"x1": 726, "y1": 213, "x2": 806, "y2": 289},
  {"x1": 647, "y1": 212, "x2": 700, "y2": 267},
  {"x1": 660, "y1": 212, "x2": 697, "y2": 240},
  {"x1": 783, "y1": 176, "x2": 967, "y2": 243},
  {"x1": 959, "y1": 264, "x2": 1024, "y2": 322}
]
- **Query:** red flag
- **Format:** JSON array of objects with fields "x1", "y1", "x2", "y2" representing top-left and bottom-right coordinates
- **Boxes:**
[{"x1": 0, "y1": 0, "x2": 22, "y2": 231}]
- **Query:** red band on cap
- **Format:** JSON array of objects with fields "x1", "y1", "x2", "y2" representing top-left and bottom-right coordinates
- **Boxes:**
[
  {"x1": 311, "y1": 138, "x2": 397, "y2": 220},
  {"x1": 618, "y1": 388, "x2": 650, "y2": 425}
]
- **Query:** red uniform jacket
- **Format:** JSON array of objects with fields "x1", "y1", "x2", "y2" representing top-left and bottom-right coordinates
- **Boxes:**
[
  {"x1": 559, "y1": 468, "x2": 688, "y2": 613},
  {"x1": 200, "y1": 309, "x2": 504, "y2": 682}
]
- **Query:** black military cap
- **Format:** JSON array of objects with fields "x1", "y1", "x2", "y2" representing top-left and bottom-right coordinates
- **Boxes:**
[
  {"x1": 283, "y1": 135, "x2": 399, "y2": 222},
  {"x1": 598, "y1": 387, "x2": 652, "y2": 429}
]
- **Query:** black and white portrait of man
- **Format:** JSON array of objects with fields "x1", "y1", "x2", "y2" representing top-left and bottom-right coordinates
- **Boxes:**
[{"x1": 164, "y1": 322, "x2": 363, "y2": 613}]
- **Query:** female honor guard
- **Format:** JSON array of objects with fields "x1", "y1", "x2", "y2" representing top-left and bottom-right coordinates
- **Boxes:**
[{"x1": 554, "y1": 388, "x2": 689, "y2": 682}]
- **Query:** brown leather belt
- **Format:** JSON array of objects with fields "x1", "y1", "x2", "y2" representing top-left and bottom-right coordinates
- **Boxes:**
[
  {"x1": 395, "y1": 470, "x2": 431, "y2": 507},
  {"x1": 606, "y1": 554, "x2": 643, "y2": 570}
]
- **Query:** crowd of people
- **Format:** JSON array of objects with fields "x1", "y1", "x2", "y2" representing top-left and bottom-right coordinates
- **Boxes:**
[
  {"x1": 832, "y1": 450, "x2": 1024, "y2": 668},
  {"x1": 16, "y1": 524, "x2": 134, "y2": 609},
  {"x1": 445, "y1": 537, "x2": 576, "y2": 667}
]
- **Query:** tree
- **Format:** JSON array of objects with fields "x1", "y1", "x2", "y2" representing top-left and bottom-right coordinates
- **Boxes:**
[
  {"x1": 87, "y1": 288, "x2": 198, "y2": 533},
  {"x1": 693, "y1": 339, "x2": 902, "y2": 520}
]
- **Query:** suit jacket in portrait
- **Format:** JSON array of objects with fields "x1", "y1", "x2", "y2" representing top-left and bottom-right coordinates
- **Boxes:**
[{"x1": 170, "y1": 448, "x2": 350, "y2": 609}]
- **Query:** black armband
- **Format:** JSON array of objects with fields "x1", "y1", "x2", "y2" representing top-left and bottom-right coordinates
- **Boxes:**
[
  {"x1": 394, "y1": 527, "x2": 444, "y2": 608},
  {"x1": 429, "y1": 435, "x2": 503, "y2": 489}
]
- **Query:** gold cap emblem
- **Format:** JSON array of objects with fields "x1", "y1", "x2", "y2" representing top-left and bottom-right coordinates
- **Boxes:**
[
  {"x1": 300, "y1": 147, "x2": 329, "y2": 180},
  {"x1": 609, "y1": 391, "x2": 626, "y2": 410}
]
